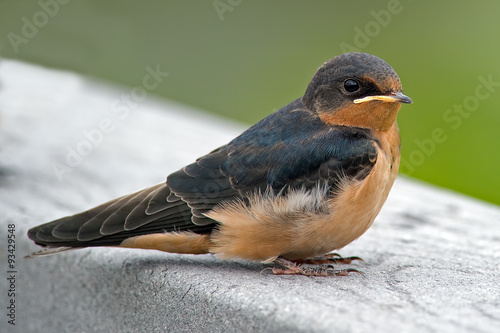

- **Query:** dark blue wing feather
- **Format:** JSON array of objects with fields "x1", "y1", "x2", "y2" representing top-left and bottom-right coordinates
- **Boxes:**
[{"x1": 167, "y1": 98, "x2": 378, "y2": 221}]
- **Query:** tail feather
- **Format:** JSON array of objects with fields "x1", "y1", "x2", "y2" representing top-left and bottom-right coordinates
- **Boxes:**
[
  {"x1": 27, "y1": 183, "x2": 216, "y2": 252},
  {"x1": 24, "y1": 247, "x2": 77, "y2": 259}
]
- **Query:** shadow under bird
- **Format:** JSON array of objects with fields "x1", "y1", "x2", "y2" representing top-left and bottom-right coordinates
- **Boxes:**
[{"x1": 27, "y1": 52, "x2": 412, "y2": 276}]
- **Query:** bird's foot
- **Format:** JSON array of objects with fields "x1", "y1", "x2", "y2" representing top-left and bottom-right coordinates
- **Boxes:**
[
  {"x1": 267, "y1": 257, "x2": 361, "y2": 277},
  {"x1": 294, "y1": 252, "x2": 364, "y2": 265}
]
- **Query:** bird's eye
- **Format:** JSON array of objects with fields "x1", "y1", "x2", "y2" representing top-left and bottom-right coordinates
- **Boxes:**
[{"x1": 344, "y1": 79, "x2": 360, "y2": 93}]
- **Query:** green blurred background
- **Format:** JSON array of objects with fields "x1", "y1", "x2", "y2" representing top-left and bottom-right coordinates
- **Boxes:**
[{"x1": 1, "y1": 1, "x2": 499, "y2": 205}]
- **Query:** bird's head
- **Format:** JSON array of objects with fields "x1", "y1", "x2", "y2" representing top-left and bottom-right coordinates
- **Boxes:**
[{"x1": 302, "y1": 52, "x2": 412, "y2": 131}]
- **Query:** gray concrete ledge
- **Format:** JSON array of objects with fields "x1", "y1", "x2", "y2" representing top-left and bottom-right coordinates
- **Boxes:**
[{"x1": 1, "y1": 59, "x2": 500, "y2": 333}]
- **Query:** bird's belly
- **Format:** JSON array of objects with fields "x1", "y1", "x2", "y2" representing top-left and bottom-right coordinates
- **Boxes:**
[
  {"x1": 207, "y1": 146, "x2": 399, "y2": 262},
  {"x1": 282, "y1": 150, "x2": 398, "y2": 260}
]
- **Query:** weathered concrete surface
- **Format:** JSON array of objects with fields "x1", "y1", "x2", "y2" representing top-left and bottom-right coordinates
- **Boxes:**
[{"x1": 1, "y1": 59, "x2": 500, "y2": 333}]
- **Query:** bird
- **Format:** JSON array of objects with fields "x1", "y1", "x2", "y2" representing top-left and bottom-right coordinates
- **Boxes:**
[{"x1": 26, "y1": 52, "x2": 412, "y2": 276}]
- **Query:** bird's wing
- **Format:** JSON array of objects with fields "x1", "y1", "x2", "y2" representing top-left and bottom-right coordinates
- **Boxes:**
[
  {"x1": 166, "y1": 99, "x2": 378, "y2": 224},
  {"x1": 28, "y1": 100, "x2": 377, "y2": 249},
  {"x1": 27, "y1": 183, "x2": 210, "y2": 248}
]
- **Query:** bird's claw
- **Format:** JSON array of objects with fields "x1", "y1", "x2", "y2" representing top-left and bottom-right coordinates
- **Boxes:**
[
  {"x1": 294, "y1": 253, "x2": 364, "y2": 265},
  {"x1": 268, "y1": 257, "x2": 363, "y2": 277}
]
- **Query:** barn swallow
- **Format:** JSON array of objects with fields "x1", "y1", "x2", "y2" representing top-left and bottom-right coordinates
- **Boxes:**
[{"x1": 27, "y1": 52, "x2": 411, "y2": 276}]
